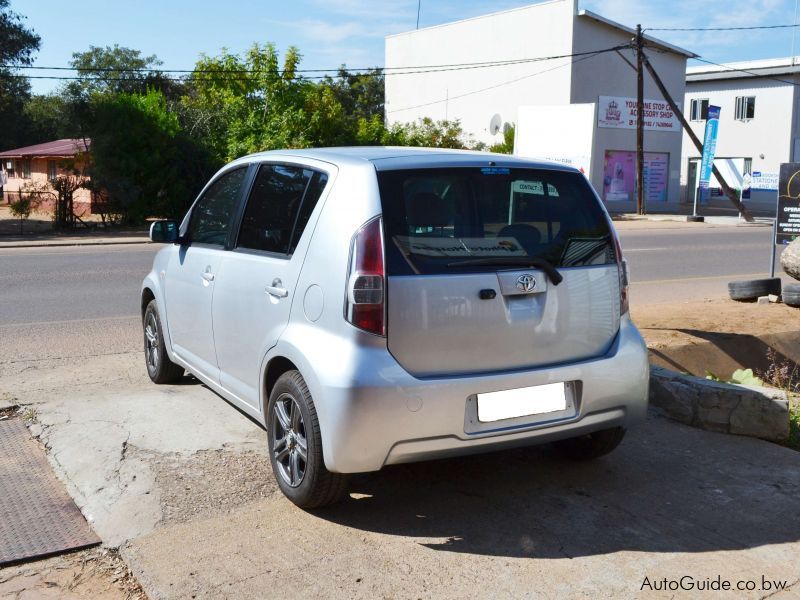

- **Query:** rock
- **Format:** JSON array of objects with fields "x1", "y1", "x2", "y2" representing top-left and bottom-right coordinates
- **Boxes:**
[
  {"x1": 780, "y1": 237, "x2": 800, "y2": 281},
  {"x1": 649, "y1": 366, "x2": 789, "y2": 442}
]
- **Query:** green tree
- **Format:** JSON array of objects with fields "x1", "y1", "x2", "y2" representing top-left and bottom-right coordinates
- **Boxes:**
[
  {"x1": 22, "y1": 94, "x2": 75, "y2": 142},
  {"x1": 86, "y1": 89, "x2": 214, "y2": 223},
  {"x1": 488, "y1": 124, "x2": 515, "y2": 154},
  {"x1": 68, "y1": 45, "x2": 166, "y2": 96},
  {"x1": 0, "y1": 0, "x2": 40, "y2": 150}
]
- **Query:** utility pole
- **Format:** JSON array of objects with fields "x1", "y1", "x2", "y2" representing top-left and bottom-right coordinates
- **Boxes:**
[
  {"x1": 639, "y1": 49, "x2": 753, "y2": 221},
  {"x1": 635, "y1": 24, "x2": 645, "y2": 215}
]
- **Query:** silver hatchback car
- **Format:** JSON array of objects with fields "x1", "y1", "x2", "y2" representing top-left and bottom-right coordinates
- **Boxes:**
[{"x1": 142, "y1": 147, "x2": 649, "y2": 508}]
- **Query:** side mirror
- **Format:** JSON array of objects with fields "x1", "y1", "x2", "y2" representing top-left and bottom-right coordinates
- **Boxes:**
[{"x1": 149, "y1": 220, "x2": 180, "y2": 243}]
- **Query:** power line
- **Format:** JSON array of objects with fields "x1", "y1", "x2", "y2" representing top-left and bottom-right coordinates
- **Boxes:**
[
  {"x1": 646, "y1": 23, "x2": 800, "y2": 32},
  {"x1": 387, "y1": 45, "x2": 626, "y2": 114},
  {"x1": 0, "y1": 48, "x2": 629, "y2": 76},
  {"x1": 0, "y1": 48, "x2": 629, "y2": 84},
  {"x1": 690, "y1": 55, "x2": 800, "y2": 88}
]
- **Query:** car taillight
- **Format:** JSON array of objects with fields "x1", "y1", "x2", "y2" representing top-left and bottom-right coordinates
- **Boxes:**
[
  {"x1": 345, "y1": 216, "x2": 385, "y2": 336},
  {"x1": 612, "y1": 230, "x2": 630, "y2": 315}
]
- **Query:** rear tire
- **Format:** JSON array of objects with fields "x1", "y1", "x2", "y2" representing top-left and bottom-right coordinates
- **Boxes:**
[
  {"x1": 728, "y1": 278, "x2": 782, "y2": 302},
  {"x1": 784, "y1": 283, "x2": 800, "y2": 307},
  {"x1": 143, "y1": 300, "x2": 184, "y2": 384},
  {"x1": 552, "y1": 427, "x2": 626, "y2": 460},
  {"x1": 266, "y1": 370, "x2": 348, "y2": 508}
]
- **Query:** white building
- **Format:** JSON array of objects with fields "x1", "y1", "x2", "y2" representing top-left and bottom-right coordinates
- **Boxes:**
[
  {"x1": 385, "y1": 0, "x2": 695, "y2": 213},
  {"x1": 681, "y1": 57, "x2": 800, "y2": 215}
]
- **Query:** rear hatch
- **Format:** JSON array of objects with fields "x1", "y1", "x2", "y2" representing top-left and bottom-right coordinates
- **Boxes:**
[{"x1": 378, "y1": 165, "x2": 621, "y2": 377}]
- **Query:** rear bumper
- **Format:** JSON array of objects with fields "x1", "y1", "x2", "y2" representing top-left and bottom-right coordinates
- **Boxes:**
[{"x1": 317, "y1": 315, "x2": 649, "y2": 473}]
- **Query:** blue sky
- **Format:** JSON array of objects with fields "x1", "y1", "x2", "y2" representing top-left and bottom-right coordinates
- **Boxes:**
[{"x1": 14, "y1": 0, "x2": 800, "y2": 95}]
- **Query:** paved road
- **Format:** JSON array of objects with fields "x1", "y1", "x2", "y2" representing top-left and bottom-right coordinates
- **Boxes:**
[
  {"x1": 0, "y1": 225, "x2": 788, "y2": 340},
  {"x1": 620, "y1": 225, "x2": 787, "y2": 304}
]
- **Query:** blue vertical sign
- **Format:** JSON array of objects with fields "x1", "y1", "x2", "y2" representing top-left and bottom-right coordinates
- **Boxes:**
[{"x1": 698, "y1": 105, "x2": 721, "y2": 204}]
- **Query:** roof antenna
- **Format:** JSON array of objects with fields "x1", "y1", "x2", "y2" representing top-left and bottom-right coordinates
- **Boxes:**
[{"x1": 416, "y1": 0, "x2": 421, "y2": 29}]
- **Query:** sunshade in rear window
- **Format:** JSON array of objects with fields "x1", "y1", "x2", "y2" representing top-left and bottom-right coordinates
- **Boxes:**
[{"x1": 377, "y1": 167, "x2": 615, "y2": 275}]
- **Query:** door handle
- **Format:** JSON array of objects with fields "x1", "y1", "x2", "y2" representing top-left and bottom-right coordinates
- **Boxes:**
[
  {"x1": 201, "y1": 272, "x2": 215, "y2": 282},
  {"x1": 266, "y1": 278, "x2": 288, "y2": 298}
]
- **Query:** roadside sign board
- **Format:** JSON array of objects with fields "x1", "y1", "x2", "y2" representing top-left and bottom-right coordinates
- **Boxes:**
[
  {"x1": 776, "y1": 162, "x2": 800, "y2": 244},
  {"x1": 698, "y1": 105, "x2": 721, "y2": 204}
]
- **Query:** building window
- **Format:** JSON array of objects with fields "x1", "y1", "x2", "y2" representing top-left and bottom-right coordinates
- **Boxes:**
[
  {"x1": 735, "y1": 96, "x2": 755, "y2": 121},
  {"x1": 17, "y1": 159, "x2": 31, "y2": 179},
  {"x1": 47, "y1": 160, "x2": 57, "y2": 181},
  {"x1": 690, "y1": 98, "x2": 709, "y2": 121}
]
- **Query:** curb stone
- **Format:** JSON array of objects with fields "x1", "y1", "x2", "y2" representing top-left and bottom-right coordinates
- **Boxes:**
[{"x1": 649, "y1": 366, "x2": 789, "y2": 442}]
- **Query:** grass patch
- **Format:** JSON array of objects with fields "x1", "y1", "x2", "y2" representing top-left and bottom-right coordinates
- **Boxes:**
[{"x1": 789, "y1": 397, "x2": 800, "y2": 451}]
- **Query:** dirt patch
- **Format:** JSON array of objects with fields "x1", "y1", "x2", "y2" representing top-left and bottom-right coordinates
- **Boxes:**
[
  {"x1": 0, "y1": 546, "x2": 145, "y2": 600},
  {"x1": 632, "y1": 298, "x2": 800, "y2": 380},
  {"x1": 142, "y1": 447, "x2": 278, "y2": 526}
]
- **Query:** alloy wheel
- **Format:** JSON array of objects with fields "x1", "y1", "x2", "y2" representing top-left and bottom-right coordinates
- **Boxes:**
[
  {"x1": 272, "y1": 394, "x2": 308, "y2": 487},
  {"x1": 144, "y1": 312, "x2": 159, "y2": 371}
]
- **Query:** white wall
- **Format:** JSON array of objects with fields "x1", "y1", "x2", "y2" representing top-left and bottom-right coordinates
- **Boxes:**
[
  {"x1": 385, "y1": 0, "x2": 577, "y2": 146},
  {"x1": 681, "y1": 78, "x2": 798, "y2": 212},
  {"x1": 571, "y1": 17, "x2": 687, "y2": 210},
  {"x1": 515, "y1": 104, "x2": 595, "y2": 175}
]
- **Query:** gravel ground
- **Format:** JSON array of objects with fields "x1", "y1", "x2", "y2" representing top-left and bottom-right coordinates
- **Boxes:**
[
  {"x1": 144, "y1": 447, "x2": 278, "y2": 526},
  {"x1": 0, "y1": 547, "x2": 146, "y2": 600}
]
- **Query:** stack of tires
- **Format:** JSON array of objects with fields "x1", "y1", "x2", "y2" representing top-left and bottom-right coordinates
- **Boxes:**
[{"x1": 728, "y1": 238, "x2": 800, "y2": 306}]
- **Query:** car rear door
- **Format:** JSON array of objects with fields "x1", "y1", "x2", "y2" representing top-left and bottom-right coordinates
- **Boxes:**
[
  {"x1": 377, "y1": 165, "x2": 623, "y2": 377},
  {"x1": 164, "y1": 166, "x2": 249, "y2": 380},
  {"x1": 212, "y1": 162, "x2": 331, "y2": 409}
]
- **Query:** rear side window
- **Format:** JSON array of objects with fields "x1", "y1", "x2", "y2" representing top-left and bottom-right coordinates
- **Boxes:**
[
  {"x1": 237, "y1": 164, "x2": 328, "y2": 255},
  {"x1": 189, "y1": 167, "x2": 248, "y2": 246},
  {"x1": 378, "y1": 168, "x2": 613, "y2": 275}
]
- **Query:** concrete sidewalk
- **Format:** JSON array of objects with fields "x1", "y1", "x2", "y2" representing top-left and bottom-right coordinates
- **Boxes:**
[
  {"x1": 0, "y1": 232, "x2": 149, "y2": 249},
  {"x1": 0, "y1": 215, "x2": 771, "y2": 249},
  {"x1": 5, "y1": 348, "x2": 799, "y2": 599}
]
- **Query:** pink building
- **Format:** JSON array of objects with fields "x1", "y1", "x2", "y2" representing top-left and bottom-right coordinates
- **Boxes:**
[{"x1": 0, "y1": 138, "x2": 93, "y2": 214}]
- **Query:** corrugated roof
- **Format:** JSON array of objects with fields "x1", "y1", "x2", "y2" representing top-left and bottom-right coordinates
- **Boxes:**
[
  {"x1": 686, "y1": 56, "x2": 800, "y2": 81},
  {"x1": 0, "y1": 138, "x2": 90, "y2": 158}
]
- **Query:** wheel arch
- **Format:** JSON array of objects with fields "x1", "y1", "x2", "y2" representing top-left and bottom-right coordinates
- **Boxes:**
[
  {"x1": 264, "y1": 355, "x2": 299, "y2": 410},
  {"x1": 141, "y1": 286, "x2": 156, "y2": 317}
]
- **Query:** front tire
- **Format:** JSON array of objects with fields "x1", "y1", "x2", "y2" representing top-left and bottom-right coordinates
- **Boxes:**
[
  {"x1": 266, "y1": 370, "x2": 348, "y2": 508},
  {"x1": 552, "y1": 427, "x2": 626, "y2": 460},
  {"x1": 143, "y1": 300, "x2": 184, "y2": 384}
]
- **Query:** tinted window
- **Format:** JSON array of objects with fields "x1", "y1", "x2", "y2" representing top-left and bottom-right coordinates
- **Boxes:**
[
  {"x1": 378, "y1": 168, "x2": 614, "y2": 275},
  {"x1": 289, "y1": 171, "x2": 328, "y2": 253},
  {"x1": 189, "y1": 167, "x2": 247, "y2": 246},
  {"x1": 237, "y1": 165, "x2": 327, "y2": 255}
]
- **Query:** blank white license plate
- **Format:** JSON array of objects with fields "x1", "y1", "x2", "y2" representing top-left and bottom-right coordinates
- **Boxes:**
[{"x1": 477, "y1": 382, "x2": 567, "y2": 423}]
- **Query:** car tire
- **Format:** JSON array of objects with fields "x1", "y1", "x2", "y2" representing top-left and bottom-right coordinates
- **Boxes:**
[
  {"x1": 552, "y1": 427, "x2": 626, "y2": 460},
  {"x1": 266, "y1": 370, "x2": 348, "y2": 509},
  {"x1": 143, "y1": 300, "x2": 184, "y2": 384},
  {"x1": 784, "y1": 283, "x2": 800, "y2": 307},
  {"x1": 728, "y1": 278, "x2": 782, "y2": 302}
]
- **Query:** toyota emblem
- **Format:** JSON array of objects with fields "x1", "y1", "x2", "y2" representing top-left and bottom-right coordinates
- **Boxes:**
[{"x1": 516, "y1": 274, "x2": 536, "y2": 293}]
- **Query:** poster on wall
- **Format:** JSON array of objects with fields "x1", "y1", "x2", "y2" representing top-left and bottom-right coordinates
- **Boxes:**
[
  {"x1": 776, "y1": 163, "x2": 800, "y2": 244},
  {"x1": 603, "y1": 150, "x2": 669, "y2": 203},
  {"x1": 597, "y1": 96, "x2": 681, "y2": 132}
]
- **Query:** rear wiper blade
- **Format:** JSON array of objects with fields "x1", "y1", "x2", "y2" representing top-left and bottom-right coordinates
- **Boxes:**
[{"x1": 446, "y1": 256, "x2": 563, "y2": 285}]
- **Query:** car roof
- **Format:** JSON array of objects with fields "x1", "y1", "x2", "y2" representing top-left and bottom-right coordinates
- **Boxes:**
[{"x1": 232, "y1": 146, "x2": 580, "y2": 173}]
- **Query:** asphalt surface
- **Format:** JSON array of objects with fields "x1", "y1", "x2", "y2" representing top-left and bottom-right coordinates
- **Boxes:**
[{"x1": 0, "y1": 226, "x2": 786, "y2": 325}]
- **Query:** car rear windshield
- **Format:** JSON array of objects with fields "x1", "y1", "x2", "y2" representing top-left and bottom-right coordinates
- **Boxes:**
[{"x1": 378, "y1": 167, "x2": 615, "y2": 276}]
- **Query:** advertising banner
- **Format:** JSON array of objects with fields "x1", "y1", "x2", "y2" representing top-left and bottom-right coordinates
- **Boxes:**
[
  {"x1": 698, "y1": 105, "x2": 721, "y2": 204},
  {"x1": 776, "y1": 163, "x2": 800, "y2": 244},
  {"x1": 603, "y1": 150, "x2": 669, "y2": 203},
  {"x1": 597, "y1": 96, "x2": 681, "y2": 132}
]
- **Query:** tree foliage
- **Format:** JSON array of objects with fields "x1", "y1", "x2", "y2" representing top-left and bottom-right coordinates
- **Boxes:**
[
  {"x1": 12, "y1": 39, "x2": 484, "y2": 224},
  {"x1": 86, "y1": 89, "x2": 215, "y2": 223},
  {"x1": 0, "y1": 0, "x2": 40, "y2": 150}
]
